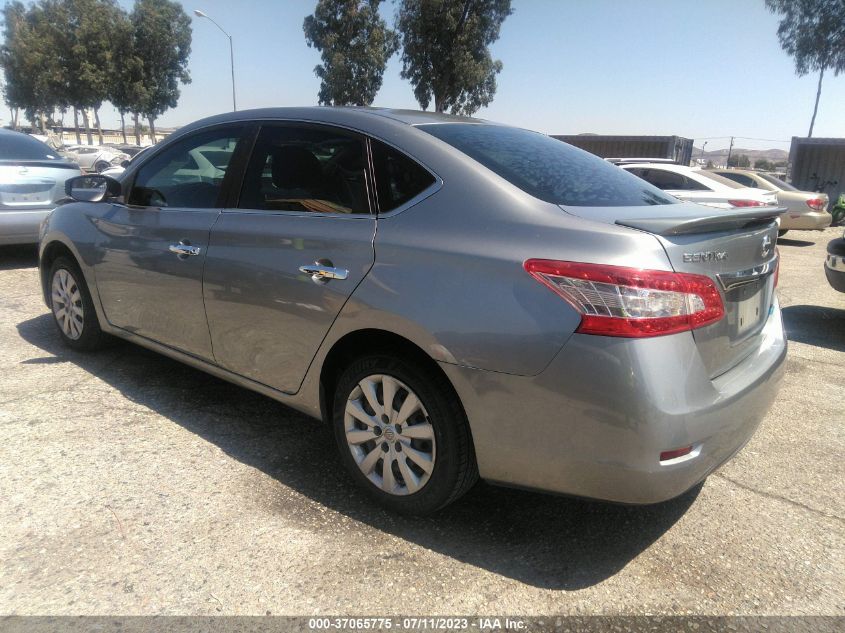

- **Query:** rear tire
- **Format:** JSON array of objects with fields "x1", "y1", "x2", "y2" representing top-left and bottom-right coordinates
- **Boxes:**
[
  {"x1": 94, "y1": 160, "x2": 110, "y2": 173},
  {"x1": 332, "y1": 353, "x2": 477, "y2": 514},
  {"x1": 778, "y1": 230, "x2": 788, "y2": 237},
  {"x1": 48, "y1": 256, "x2": 107, "y2": 351}
]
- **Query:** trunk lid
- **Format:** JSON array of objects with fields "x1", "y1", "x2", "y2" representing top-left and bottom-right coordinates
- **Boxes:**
[
  {"x1": 561, "y1": 202, "x2": 783, "y2": 378},
  {"x1": 0, "y1": 161, "x2": 79, "y2": 211}
]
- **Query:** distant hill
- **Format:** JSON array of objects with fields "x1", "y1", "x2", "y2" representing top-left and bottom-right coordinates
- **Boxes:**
[{"x1": 694, "y1": 147, "x2": 789, "y2": 164}]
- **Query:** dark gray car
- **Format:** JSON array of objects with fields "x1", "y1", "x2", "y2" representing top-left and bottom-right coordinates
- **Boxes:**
[
  {"x1": 38, "y1": 108, "x2": 786, "y2": 514},
  {"x1": 1, "y1": 129, "x2": 81, "y2": 245}
]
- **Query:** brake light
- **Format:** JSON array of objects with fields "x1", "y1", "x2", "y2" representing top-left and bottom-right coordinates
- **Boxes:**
[
  {"x1": 524, "y1": 260, "x2": 724, "y2": 338},
  {"x1": 806, "y1": 198, "x2": 826, "y2": 210},
  {"x1": 727, "y1": 199, "x2": 767, "y2": 207}
]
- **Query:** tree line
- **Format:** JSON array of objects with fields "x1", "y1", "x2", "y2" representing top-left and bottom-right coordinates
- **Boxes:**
[
  {"x1": 0, "y1": 0, "x2": 513, "y2": 145},
  {"x1": 1, "y1": 0, "x2": 191, "y2": 144},
  {"x1": 304, "y1": 0, "x2": 512, "y2": 115}
]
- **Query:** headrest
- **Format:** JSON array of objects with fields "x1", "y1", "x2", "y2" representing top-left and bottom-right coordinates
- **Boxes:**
[{"x1": 270, "y1": 145, "x2": 322, "y2": 190}]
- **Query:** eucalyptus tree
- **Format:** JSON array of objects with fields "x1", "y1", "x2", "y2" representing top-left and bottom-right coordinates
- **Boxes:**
[
  {"x1": 303, "y1": 0, "x2": 399, "y2": 106},
  {"x1": 766, "y1": 0, "x2": 845, "y2": 137},
  {"x1": 396, "y1": 0, "x2": 512, "y2": 115},
  {"x1": 130, "y1": 0, "x2": 192, "y2": 142}
]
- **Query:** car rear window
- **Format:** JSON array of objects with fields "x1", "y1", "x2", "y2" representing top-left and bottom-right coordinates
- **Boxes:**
[
  {"x1": 417, "y1": 123, "x2": 675, "y2": 207},
  {"x1": 695, "y1": 170, "x2": 744, "y2": 189},
  {"x1": 0, "y1": 133, "x2": 63, "y2": 161},
  {"x1": 758, "y1": 172, "x2": 798, "y2": 191}
]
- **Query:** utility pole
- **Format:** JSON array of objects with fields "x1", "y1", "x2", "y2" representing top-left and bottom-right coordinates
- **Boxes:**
[{"x1": 725, "y1": 136, "x2": 735, "y2": 168}]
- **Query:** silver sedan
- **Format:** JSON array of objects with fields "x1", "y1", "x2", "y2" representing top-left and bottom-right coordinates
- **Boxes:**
[
  {"x1": 1, "y1": 129, "x2": 81, "y2": 245},
  {"x1": 38, "y1": 108, "x2": 786, "y2": 514}
]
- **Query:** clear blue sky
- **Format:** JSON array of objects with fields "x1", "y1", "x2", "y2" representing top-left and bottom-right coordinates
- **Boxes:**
[{"x1": 99, "y1": 0, "x2": 845, "y2": 151}]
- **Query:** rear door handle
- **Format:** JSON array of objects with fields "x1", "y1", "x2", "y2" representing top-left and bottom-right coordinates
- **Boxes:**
[
  {"x1": 169, "y1": 241, "x2": 201, "y2": 258},
  {"x1": 299, "y1": 263, "x2": 349, "y2": 283}
]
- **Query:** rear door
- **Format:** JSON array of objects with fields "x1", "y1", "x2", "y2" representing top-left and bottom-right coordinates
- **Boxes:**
[
  {"x1": 203, "y1": 122, "x2": 376, "y2": 394},
  {"x1": 93, "y1": 124, "x2": 248, "y2": 361}
]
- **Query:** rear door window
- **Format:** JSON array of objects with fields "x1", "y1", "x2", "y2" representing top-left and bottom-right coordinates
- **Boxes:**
[
  {"x1": 418, "y1": 123, "x2": 675, "y2": 207},
  {"x1": 637, "y1": 169, "x2": 687, "y2": 191},
  {"x1": 238, "y1": 124, "x2": 371, "y2": 214},
  {"x1": 370, "y1": 139, "x2": 436, "y2": 213}
]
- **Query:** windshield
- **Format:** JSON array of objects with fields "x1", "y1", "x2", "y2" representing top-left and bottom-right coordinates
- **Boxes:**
[
  {"x1": 758, "y1": 172, "x2": 798, "y2": 191},
  {"x1": 418, "y1": 124, "x2": 676, "y2": 207},
  {"x1": 0, "y1": 132, "x2": 63, "y2": 161}
]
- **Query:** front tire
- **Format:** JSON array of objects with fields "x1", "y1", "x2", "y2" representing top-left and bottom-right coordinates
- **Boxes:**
[
  {"x1": 48, "y1": 256, "x2": 107, "y2": 351},
  {"x1": 778, "y1": 229, "x2": 789, "y2": 237},
  {"x1": 94, "y1": 160, "x2": 110, "y2": 173},
  {"x1": 332, "y1": 354, "x2": 477, "y2": 514}
]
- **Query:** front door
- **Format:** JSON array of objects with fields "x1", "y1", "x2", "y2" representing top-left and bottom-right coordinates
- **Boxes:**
[
  {"x1": 93, "y1": 125, "x2": 248, "y2": 361},
  {"x1": 203, "y1": 123, "x2": 377, "y2": 393}
]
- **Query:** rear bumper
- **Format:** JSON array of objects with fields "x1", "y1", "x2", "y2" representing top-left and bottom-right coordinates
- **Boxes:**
[
  {"x1": 0, "y1": 208, "x2": 52, "y2": 245},
  {"x1": 780, "y1": 209, "x2": 832, "y2": 230},
  {"x1": 442, "y1": 300, "x2": 787, "y2": 504}
]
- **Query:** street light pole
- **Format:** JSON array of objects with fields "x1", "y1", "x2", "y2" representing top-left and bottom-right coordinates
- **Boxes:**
[{"x1": 194, "y1": 9, "x2": 237, "y2": 111}]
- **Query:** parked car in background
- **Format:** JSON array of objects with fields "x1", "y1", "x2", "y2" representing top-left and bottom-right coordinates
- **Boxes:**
[
  {"x1": 825, "y1": 230, "x2": 845, "y2": 293},
  {"x1": 708, "y1": 168, "x2": 831, "y2": 235},
  {"x1": 1, "y1": 128, "x2": 81, "y2": 245},
  {"x1": 61, "y1": 145, "x2": 129, "y2": 173},
  {"x1": 619, "y1": 163, "x2": 780, "y2": 210},
  {"x1": 99, "y1": 145, "x2": 153, "y2": 178},
  {"x1": 39, "y1": 107, "x2": 786, "y2": 514},
  {"x1": 106, "y1": 144, "x2": 148, "y2": 158}
]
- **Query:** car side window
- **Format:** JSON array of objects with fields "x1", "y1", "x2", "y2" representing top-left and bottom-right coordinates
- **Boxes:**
[
  {"x1": 370, "y1": 139, "x2": 436, "y2": 213},
  {"x1": 720, "y1": 172, "x2": 756, "y2": 188},
  {"x1": 639, "y1": 169, "x2": 687, "y2": 191},
  {"x1": 128, "y1": 126, "x2": 244, "y2": 208},
  {"x1": 681, "y1": 176, "x2": 710, "y2": 191},
  {"x1": 238, "y1": 124, "x2": 370, "y2": 214}
]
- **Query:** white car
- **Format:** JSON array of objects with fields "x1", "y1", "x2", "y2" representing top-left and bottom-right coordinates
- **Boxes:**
[
  {"x1": 61, "y1": 145, "x2": 129, "y2": 173},
  {"x1": 619, "y1": 162, "x2": 778, "y2": 209}
]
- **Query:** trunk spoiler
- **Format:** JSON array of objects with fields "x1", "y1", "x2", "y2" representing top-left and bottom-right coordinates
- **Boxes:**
[{"x1": 616, "y1": 206, "x2": 787, "y2": 236}]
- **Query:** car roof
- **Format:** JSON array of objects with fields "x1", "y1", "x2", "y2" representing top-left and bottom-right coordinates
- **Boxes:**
[
  {"x1": 169, "y1": 106, "x2": 492, "y2": 141},
  {"x1": 618, "y1": 162, "x2": 697, "y2": 173}
]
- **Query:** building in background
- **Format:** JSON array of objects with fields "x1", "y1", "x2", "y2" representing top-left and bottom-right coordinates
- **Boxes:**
[
  {"x1": 788, "y1": 138, "x2": 845, "y2": 204},
  {"x1": 552, "y1": 134, "x2": 694, "y2": 165}
]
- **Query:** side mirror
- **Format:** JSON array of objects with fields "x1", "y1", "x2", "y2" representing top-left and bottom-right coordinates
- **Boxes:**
[{"x1": 65, "y1": 175, "x2": 121, "y2": 203}]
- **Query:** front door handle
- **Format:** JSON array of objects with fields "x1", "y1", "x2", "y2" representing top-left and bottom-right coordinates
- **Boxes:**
[
  {"x1": 299, "y1": 262, "x2": 349, "y2": 284},
  {"x1": 169, "y1": 241, "x2": 201, "y2": 258}
]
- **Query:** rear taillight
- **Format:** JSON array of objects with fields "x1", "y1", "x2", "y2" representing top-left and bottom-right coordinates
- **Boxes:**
[
  {"x1": 806, "y1": 198, "x2": 826, "y2": 210},
  {"x1": 727, "y1": 199, "x2": 767, "y2": 207},
  {"x1": 524, "y1": 260, "x2": 724, "y2": 338}
]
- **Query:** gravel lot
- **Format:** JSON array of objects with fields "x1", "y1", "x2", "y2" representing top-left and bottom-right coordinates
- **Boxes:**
[{"x1": 0, "y1": 227, "x2": 842, "y2": 616}]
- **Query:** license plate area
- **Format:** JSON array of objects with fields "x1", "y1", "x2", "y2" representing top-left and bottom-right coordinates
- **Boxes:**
[{"x1": 726, "y1": 277, "x2": 772, "y2": 341}]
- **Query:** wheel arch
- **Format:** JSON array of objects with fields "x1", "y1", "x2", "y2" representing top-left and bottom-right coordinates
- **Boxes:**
[
  {"x1": 318, "y1": 328, "x2": 467, "y2": 430},
  {"x1": 39, "y1": 240, "x2": 78, "y2": 305}
]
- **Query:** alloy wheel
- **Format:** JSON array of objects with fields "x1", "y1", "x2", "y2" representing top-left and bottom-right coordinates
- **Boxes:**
[
  {"x1": 344, "y1": 374, "x2": 436, "y2": 496},
  {"x1": 51, "y1": 268, "x2": 84, "y2": 340}
]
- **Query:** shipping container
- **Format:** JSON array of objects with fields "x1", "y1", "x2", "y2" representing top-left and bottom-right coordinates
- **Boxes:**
[
  {"x1": 551, "y1": 135, "x2": 694, "y2": 165},
  {"x1": 787, "y1": 137, "x2": 845, "y2": 203}
]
